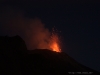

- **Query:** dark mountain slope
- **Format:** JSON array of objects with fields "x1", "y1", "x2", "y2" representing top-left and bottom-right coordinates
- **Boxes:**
[
  {"x1": 27, "y1": 49, "x2": 100, "y2": 75},
  {"x1": 0, "y1": 35, "x2": 27, "y2": 75},
  {"x1": 0, "y1": 36, "x2": 99, "y2": 75}
]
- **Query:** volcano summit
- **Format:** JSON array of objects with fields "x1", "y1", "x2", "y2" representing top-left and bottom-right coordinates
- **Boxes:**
[{"x1": 0, "y1": 36, "x2": 99, "y2": 75}]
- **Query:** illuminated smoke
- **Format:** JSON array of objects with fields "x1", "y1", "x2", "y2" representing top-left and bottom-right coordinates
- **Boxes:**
[{"x1": 0, "y1": 6, "x2": 61, "y2": 52}]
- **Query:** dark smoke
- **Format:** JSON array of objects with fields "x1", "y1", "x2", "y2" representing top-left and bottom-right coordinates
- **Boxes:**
[{"x1": 0, "y1": 6, "x2": 52, "y2": 50}]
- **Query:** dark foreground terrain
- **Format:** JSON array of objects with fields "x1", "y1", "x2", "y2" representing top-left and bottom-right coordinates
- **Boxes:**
[{"x1": 0, "y1": 36, "x2": 100, "y2": 75}]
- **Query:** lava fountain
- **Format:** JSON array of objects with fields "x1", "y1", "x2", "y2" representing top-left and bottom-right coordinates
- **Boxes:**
[{"x1": 49, "y1": 29, "x2": 61, "y2": 52}]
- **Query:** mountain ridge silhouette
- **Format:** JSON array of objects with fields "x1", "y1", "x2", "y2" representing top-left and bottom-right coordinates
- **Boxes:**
[{"x1": 0, "y1": 35, "x2": 99, "y2": 75}]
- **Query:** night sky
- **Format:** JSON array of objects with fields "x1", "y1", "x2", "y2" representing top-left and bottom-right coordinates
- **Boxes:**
[{"x1": 0, "y1": 0, "x2": 100, "y2": 72}]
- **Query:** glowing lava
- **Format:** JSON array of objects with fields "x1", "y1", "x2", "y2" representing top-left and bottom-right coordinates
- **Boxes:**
[{"x1": 49, "y1": 32, "x2": 61, "y2": 52}]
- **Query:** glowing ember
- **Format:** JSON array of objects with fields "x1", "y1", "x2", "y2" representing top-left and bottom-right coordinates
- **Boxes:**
[{"x1": 49, "y1": 30, "x2": 61, "y2": 52}]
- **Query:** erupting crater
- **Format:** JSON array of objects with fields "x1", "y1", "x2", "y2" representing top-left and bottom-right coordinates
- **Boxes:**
[{"x1": 49, "y1": 32, "x2": 61, "y2": 52}]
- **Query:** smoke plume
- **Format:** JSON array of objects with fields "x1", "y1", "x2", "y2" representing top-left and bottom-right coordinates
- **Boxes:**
[{"x1": 0, "y1": 6, "x2": 52, "y2": 50}]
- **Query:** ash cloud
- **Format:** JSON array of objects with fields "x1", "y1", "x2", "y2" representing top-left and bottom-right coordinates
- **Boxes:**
[{"x1": 0, "y1": 6, "x2": 51, "y2": 50}]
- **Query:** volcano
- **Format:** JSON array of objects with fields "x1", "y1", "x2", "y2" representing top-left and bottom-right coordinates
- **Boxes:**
[{"x1": 0, "y1": 36, "x2": 99, "y2": 75}]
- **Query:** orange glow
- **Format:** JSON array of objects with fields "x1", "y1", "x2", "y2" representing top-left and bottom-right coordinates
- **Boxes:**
[{"x1": 49, "y1": 32, "x2": 61, "y2": 52}]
